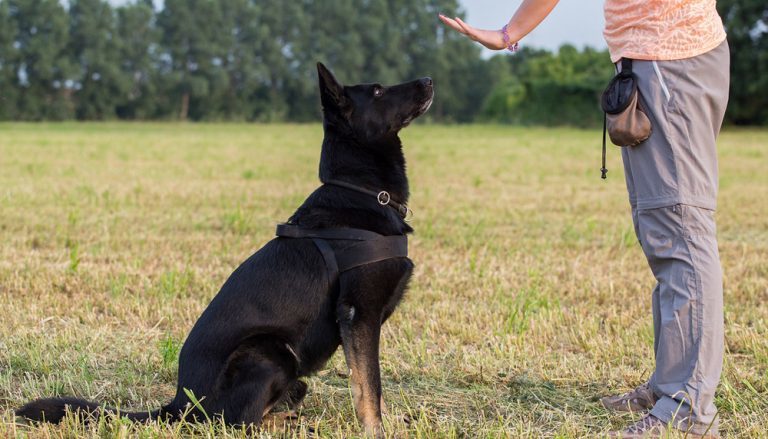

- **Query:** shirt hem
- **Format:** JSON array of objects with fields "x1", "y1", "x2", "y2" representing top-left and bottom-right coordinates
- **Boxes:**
[{"x1": 608, "y1": 34, "x2": 727, "y2": 63}]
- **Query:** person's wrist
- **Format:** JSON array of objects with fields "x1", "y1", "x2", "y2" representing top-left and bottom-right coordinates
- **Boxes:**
[
  {"x1": 495, "y1": 29, "x2": 507, "y2": 50},
  {"x1": 500, "y1": 24, "x2": 519, "y2": 52}
]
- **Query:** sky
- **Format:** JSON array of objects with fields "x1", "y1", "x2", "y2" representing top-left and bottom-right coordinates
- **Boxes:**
[{"x1": 458, "y1": 0, "x2": 607, "y2": 52}]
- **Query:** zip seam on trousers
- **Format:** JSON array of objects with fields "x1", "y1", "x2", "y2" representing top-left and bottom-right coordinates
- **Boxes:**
[
  {"x1": 652, "y1": 61, "x2": 672, "y2": 103},
  {"x1": 680, "y1": 206, "x2": 706, "y2": 410}
]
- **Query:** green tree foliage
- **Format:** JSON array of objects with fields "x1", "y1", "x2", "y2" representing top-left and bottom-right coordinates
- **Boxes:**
[
  {"x1": 68, "y1": 0, "x2": 127, "y2": 119},
  {"x1": 158, "y1": 0, "x2": 228, "y2": 120},
  {"x1": 7, "y1": 0, "x2": 73, "y2": 120},
  {"x1": 0, "y1": 0, "x2": 18, "y2": 118},
  {"x1": 481, "y1": 46, "x2": 612, "y2": 127},
  {"x1": 211, "y1": 0, "x2": 259, "y2": 120},
  {"x1": 115, "y1": 0, "x2": 159, "y2": 119},
  {"x1": 717, "y1": 0, "x2": 768, "y2": 125},
  {"x1": 0, "y1": 0, "x2": 765, "y2": 125}
]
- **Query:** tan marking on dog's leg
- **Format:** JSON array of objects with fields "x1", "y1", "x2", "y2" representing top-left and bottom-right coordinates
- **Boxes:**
[
  {"x1": 340, "y1": 323, "x2": 384, "y2": 437},
  {"x1": 347, "y1": 357, "x2": 383, "y2": 437}
]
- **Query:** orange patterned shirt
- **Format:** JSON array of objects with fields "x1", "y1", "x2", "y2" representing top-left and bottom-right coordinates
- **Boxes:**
[{"x1": 603, "y1": 0, "x2": 727, "y2": 62}]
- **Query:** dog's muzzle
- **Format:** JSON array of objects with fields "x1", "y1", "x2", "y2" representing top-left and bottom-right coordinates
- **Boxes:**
[{"x1": 402, "y1": 80, "x2": 434, "y2": 127}]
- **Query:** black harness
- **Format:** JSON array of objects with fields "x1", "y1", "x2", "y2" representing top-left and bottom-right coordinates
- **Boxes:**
[{"x1": 274, "y1": 180, "x2": 410, "y2": 285}]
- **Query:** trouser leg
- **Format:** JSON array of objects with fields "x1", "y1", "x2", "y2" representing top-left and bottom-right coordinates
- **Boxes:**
[
  {"x1": 616, "y1": 40, "x2": 729, "y2": 434},
  {"x1": 636, "y1": 204, "x2": 723, "y2": 435}
]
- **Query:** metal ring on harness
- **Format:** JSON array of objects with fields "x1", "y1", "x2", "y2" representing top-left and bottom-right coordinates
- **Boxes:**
[
  {"x1": 377, "y1": 191, "x2": 391, "y2": 206},
  {"x1": 404, "y1": 207, "x2": 414, "y2": 223}
]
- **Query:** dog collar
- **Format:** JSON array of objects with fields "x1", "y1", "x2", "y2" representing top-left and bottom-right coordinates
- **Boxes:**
[{"x1": 322, "y1": 179, "x2": 413, "y2": 221}]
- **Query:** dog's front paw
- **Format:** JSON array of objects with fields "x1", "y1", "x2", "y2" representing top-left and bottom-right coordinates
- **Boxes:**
[{"x1": 363, "y1": 422, "x2": 384, "y2": 439}]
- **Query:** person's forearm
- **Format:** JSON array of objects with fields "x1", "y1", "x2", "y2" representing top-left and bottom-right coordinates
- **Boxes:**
[{"x1": 505, "y1": 0, "x2": 560, "y2": 43}]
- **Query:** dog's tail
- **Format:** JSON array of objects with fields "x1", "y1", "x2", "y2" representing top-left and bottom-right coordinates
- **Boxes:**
[{"x1": 16, "y1": 397, "x2": 176, "y2": 424}]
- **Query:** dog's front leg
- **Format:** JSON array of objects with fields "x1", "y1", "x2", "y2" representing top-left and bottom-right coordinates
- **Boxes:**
[{"x1": 338, "y1": 302, "x2": 384, "y2": 438}]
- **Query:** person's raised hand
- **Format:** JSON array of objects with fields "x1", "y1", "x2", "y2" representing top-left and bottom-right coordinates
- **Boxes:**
[{"x1": 438, "y1": 14, "x2": 506, "y2": 50}]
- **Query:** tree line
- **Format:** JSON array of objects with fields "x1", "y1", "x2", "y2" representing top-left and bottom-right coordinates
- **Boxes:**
[{"x1": 0, "y1": 0, "x2": 765, "y2": 125}]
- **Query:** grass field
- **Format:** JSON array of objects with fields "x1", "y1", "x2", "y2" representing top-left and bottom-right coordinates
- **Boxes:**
[{"x1": 1, "y1": 123, "x2": 766, "y2": 438}]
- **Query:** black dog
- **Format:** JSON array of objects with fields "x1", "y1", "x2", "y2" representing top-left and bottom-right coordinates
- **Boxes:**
[{"x1": 17, "y1": 63, "x2": 433, "y2": 437}]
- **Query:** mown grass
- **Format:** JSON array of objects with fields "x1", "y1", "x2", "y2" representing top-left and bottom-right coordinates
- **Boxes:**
[{"x1": 1, "y1": 123, "x2": 766, "y2": 438}]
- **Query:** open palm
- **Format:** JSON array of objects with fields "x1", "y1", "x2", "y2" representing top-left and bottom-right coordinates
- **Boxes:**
[{"x1": 438, "y1": 14, "x2": 506, "y2": 50}]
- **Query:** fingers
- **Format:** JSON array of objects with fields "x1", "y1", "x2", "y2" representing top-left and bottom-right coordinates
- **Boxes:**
[
  {"x1": 454, "y1": 17, "x2": 473, "y2": 33},
  {"x1": 454, "y1": 17, "x2": 477, "y2": 39},
  {"x1": 440, "y1": 15, "x2": 480, "y2": 42},
  {"x1": 438, "y1": 14, "x2": 467, "y2": 35},
  {"x1": 450, "y1": 16, "x2": 477, "y2": 39}
]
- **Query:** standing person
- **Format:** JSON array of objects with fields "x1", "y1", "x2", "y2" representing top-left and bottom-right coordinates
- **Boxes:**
[{"x1": 440, "y1": 1, "x2": 729, "y2": 438}]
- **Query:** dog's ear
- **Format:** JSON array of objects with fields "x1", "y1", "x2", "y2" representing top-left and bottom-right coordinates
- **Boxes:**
[{"x1": 317, "y1": 62, "x2": 348, "y2": 110}]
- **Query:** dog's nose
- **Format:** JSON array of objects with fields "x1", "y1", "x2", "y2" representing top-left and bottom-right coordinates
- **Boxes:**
[{"x1": 421, "y1": 77, "x2": 433, "y2": 87}]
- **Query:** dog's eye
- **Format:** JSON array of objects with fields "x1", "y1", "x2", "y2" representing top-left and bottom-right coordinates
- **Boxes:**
[{"x1": 373, "y1": 87, "x2": 384, "y2": 98}]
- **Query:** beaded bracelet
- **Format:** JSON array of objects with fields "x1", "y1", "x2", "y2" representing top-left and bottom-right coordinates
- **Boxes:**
[{"x1": 501, "y1": 24, "x2": 519, "y2": 52}]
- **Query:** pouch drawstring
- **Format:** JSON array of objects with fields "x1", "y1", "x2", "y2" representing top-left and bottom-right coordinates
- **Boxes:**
[{"x1": 601, "y1": 112, "x2": 608, "y2": 179}]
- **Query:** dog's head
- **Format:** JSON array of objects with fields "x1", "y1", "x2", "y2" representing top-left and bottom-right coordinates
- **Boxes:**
[{"x1": 317, "y1": 63, "x2": 433, "y2": 144}]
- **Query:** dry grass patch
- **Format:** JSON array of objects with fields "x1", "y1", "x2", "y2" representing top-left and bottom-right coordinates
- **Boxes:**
[{"x1": 1, "y1": 123, "x2": 766, "y2": 437}]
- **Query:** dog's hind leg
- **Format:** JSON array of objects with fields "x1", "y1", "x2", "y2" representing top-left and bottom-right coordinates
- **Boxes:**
[
  {"x1": 217, "y1": 338, "x2": 296, "y2": 427},
  {"x1": 282, "y1": 380, "x2": 308, "y2": 411},
  {"x1": 260, "y1": 379, "x2": 307, "y2": 427}
]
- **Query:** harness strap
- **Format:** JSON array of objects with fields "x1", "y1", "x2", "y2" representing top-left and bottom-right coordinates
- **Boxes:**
[
  {"x1": 276, "y1": 223, "x2": 383, "y2": 241},
  {"x1": 311, "y1": 237, "x2": 339, "y2": 284},
  {"x1": 333, "y1": 236, "x2": 408, "y2": 272},
  {"x1": 275, "y1": 224, "x2": 408, "y2": 273}
]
